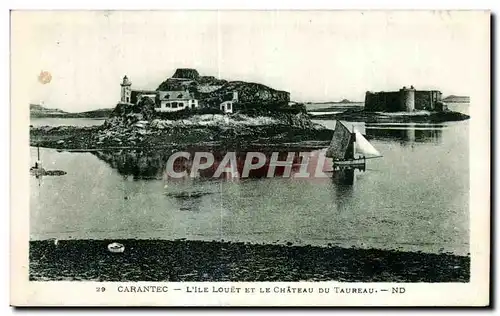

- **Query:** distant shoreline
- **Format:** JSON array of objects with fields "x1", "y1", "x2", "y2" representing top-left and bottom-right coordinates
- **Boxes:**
[
  {"x1": 30, "y1": 111, "x2": 113, "y2": 119},
  {"x1": 30, "y1": 116, "x2": 107, "y2": 120}
]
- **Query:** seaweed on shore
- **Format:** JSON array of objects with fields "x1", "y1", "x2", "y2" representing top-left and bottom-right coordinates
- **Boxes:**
[{"x1": 30, "y1": 239, "x2": 470, "y2": 282}]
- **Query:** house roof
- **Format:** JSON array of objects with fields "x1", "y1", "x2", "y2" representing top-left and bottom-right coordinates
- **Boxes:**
[
  {"x1": 159, "y1": 91, "x2": 193, "y2": 101},
  {"x1": 132, "y1": 90, "x2": 158, "y2": 95}
]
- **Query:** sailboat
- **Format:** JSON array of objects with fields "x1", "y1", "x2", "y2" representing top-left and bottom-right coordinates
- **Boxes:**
[
  {"x1": 30, "y1": 144, "x2": 67, "y2": 177},
  {"x1": 30, "y1": 145, "x2": 44, "y2": 177},
  {"x1": 326, "y1": 120, "x2": 382, "y2": 172}
]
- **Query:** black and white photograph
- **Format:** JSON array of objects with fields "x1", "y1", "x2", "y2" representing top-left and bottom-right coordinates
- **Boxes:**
[{"x1": 10, "y1": 10, "x2": 490, "y2": 306}]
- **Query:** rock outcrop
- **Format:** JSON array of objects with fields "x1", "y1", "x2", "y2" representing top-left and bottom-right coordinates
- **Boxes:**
[
  {"x1": 107, "y1": 97, "x2": 156, "y2": 125},
  {"x1": 172, "y1": 68, "x2": 200, "y2": 80},
  {"x1": 155, "y1": 68, "x2": 290, "y2": 109},
  {"x1": 199, "y1": 81, "x2": 290, "y2": 108},
  {"x1": 31, "y1": 110, "x2": 331, "y2": 150}
]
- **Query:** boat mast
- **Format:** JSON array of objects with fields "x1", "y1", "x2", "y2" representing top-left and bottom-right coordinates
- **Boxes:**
[{"x1": 352, "y1": 126, "x2": 356, "y2": 159}]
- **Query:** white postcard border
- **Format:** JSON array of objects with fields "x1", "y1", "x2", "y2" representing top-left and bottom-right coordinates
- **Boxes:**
[{"x1": 9, "y1": 10, "x2": 491, "y2": 307}]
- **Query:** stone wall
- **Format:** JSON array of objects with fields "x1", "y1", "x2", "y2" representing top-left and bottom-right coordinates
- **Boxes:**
[
  {"x1": 415, "y1": 91, "x2": 442, "y2": 110},
  {"x1": 365, "y1": 88, "x2": 443, "y2": 112},
  {"x1": 364, "y1": 91, "x2": 401, "y2": 111}
]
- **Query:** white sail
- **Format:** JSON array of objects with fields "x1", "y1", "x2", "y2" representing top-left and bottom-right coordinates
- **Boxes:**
[{"x1": 354, "y1": 131, "x2": 381, "y2": 158}]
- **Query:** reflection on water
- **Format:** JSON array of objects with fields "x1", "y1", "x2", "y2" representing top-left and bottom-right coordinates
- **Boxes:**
[
  {"x1": 91, "y1": 149, "x2": 313, "y2": 181},
  {"x1": 30, "y1": 119, "x2": 469, "y2": 255},
  {"x1": 164, "y1": 190, "x2": 214, "y2": 212},
  {"x1": 365, "y1": 125, "x2": 443, "y2": 144},
  {"x1": 332, "y1": 168, "x2": 355, "y2": 185},
  {"x1": 314, "y1": 120, "x2": 446, "y2": 144},
  {"x1": 94, "y1": 148, "x2": 362, "y2": 187}
]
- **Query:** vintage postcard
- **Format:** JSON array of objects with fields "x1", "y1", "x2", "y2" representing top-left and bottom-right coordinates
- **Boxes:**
[{"x1": 10, "y1": 10, "x2": 490, "y2": 306}]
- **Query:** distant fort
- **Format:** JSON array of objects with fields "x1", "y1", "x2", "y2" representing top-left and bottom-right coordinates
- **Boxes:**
[{"x1": 364, "y1": 86, "x2": 446, "y2": 112}]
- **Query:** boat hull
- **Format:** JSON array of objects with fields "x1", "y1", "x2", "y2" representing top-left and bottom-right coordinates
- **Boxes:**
[
  {"x1": 333, "y1": 158, "x2": 366, "y2": 171},
  {"x1": 332, "y1": 167, "x2": 355, "y2": 185}
]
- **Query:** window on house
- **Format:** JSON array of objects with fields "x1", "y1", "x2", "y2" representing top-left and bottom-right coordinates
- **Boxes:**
[
  {"x1": 178, "y1": 94, "x2": 183, "y2": 98},
  {"x1": 227, "y1": 102, "x2": 232, "y2": 110},
  {"x1": 165, "y1": 94, "x2": 170, "y2": 99},
  {"x1": 172, "y1": 102, "x2": 178, "y2": 108}
]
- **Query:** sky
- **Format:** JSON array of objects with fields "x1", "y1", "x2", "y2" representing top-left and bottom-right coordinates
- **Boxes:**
[{"x1": 12, "y1": 10, "x2": 488, "y2": 112}]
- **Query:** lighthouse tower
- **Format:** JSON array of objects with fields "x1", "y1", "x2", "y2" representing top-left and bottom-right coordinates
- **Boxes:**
[{"x1": 120, "y1": 75, "x2": 132, "y2": 103}]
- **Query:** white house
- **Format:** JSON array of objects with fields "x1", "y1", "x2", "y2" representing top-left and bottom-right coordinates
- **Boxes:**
[
  {"x1": 220, "y1": 91, "x2": 238, "y2": 114},
  {"x1": 157, "y1": 91, "x2": 199, "y2": 112},
  {"x1": 220, "y1": 101, "x2": 234, "y2": 114}
]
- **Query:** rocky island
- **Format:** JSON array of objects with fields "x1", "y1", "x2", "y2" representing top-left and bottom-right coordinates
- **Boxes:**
[{"x1": 30, "y1": 69, "x2": 333, "y2": 151}]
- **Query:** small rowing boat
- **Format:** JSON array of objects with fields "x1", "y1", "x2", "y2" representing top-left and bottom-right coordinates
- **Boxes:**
[{"x1": 107, "y1": 242, "x2": 125, "y2": 253}]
